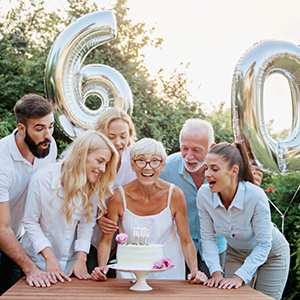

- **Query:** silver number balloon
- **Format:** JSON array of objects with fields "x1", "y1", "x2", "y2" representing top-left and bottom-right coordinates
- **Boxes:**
[
  {"x1": 232, "y1": 40, "x2": 300, "y2": 174},
  {"x1": 45, "y1": 10, "x2": 133, "y2": 139}
]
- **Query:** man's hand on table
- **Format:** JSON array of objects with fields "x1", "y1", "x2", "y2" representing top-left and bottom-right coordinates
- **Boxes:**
[
  {"x1": 44, "y1": 251, "x2": 72, "y2": 283},
  {"x1": 26, "y1": 268, "x2": 55, "y2": 287}
]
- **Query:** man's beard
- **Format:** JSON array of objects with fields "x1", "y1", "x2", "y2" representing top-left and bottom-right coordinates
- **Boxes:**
[
  {"x1": 183, "y1": 158, "x2": 205, "y2": 173},
  {"x1": 24, "y1": 129, "x2": 51, "y2": 158}
]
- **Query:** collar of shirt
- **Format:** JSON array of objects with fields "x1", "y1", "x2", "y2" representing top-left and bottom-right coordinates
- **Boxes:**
[
  {"x1": 179, "y1": 156, "x2": 198, "y2": 189},
  {"x1": 9, "y1": 128, "x2": 30, "y2": 163},
  {"x1": 181, "y1": 157, "x2": 208, "y2": 187},
  {"x1": 178, "y1": 157, "x2": 186, "y2": 178},
  {"x1": 213, "y1": 181, "x2": 245, "y2": 210}
]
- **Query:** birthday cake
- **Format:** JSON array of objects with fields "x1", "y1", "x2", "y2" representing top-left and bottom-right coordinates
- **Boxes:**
[
  {"x1": 115, "y1": 228, "x2": 164, "y2": 269},
  {"x1": 117, "y1": 243, "x2": 164, "y2": 269}
]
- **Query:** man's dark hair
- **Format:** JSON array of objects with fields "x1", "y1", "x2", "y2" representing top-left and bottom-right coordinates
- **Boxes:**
[{"x1": 14, "y1": 94, "x2": 53, "y2": 125}]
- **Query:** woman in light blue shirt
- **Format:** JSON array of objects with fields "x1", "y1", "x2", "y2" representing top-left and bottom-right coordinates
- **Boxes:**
[{"x1": 197, "y1": 142, "x2": 290, "y2": 300}]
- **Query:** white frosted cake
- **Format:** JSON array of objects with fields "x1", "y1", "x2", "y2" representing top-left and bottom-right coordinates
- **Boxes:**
[{"x1": 117, "y1": 244, "x2": 163, "y2": 269}]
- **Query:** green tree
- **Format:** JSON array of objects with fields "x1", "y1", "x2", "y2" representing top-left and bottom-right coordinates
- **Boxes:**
[
  {"x1": 261, "y1": 172, "x2": 300, "y2": 299},
  {"x1": 0, "y1": 0, "x2": 204, "y2": 155},
  {"x1": 206, "y1": 102, "x2": 234, "y2": 144}
]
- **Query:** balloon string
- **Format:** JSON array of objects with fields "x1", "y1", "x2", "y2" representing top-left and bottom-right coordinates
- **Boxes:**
[
  {"x1": 269, "y1": 182, "x2": 300, "y2": 235},
  {"x1": 282, "y1": 182, "x2": 300, "y2": 235},
  {"x1": 268, "y1": 198, "x2": 283, "y2": 217}
]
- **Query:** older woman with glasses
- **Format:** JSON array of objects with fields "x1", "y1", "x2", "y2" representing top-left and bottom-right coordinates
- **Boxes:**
[{"x1": 91, "y1": 138, "x2": 207, "y2": 283}]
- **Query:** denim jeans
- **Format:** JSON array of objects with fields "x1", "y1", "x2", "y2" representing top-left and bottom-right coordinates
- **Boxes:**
[{"x1": 0, "y1": 249, "x2": 22, "y2": 295}]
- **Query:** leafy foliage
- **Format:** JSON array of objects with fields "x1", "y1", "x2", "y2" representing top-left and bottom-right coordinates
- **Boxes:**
[
  {"x1": 0, "y1": 108, "x2": 17, "y2": 137},
  {"x1": 205, "y1": 102, "x2": 234, "y2": 144},
  {"x1": 0, "y1": 0, "x2": 205, "y2": 155},
  {"x1": 261, "y1": 172, "x2": 300, "y2": 299}
]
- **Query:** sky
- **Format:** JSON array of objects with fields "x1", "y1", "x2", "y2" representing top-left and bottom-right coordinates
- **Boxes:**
[
  {"x1": 3, "y1": 0, "x2": 300, "y2": 133},
  {"x1": 124, "y1": 0, "x2": 300, "y2": 133}
]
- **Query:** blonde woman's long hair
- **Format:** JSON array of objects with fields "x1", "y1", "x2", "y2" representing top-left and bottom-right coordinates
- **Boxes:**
[
  {"x1": 92, "y1": 107, "x2": 136, "y2": 146},
  {"x1": 58, "y1": 130, "x2": 118, "y2": 226}
]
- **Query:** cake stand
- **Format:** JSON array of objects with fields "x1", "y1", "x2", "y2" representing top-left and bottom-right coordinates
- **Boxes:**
[{"x1": 108, "y1": 264, "x2": 175, "y2": 291}]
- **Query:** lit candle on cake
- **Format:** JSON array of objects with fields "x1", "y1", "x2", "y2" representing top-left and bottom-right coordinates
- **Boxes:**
[
  {"x1": 142, "y1": 227, "x2": 146, "y2": 245},
  {"x1": 137, "y1": 227, "x2": 140, "y2": 245},
  {"x1": 146, "y1": 228, "x2": 149, "y2": 245},
  {"x1": 132, "y1": 227, "x2": 136, "y2": 245},
  {"x1": 139, "y1": 228, "x2": 142, "y2": 245},
  {"x1": 140, "y1": 228, "x2": 143, "y2": 245}
]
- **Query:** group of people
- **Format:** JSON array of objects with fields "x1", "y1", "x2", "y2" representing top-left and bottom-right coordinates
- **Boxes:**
[{"x1": 0, "y1": 93, "x2": 290, "y2": 299}]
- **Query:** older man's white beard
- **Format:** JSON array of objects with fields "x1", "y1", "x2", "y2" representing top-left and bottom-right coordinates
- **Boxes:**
[{"x1": 183, "y1": 158, "x2": 205, "y2": 173}]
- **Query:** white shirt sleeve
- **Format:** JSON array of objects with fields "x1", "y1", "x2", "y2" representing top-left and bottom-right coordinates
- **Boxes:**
[
  {"x1": 0, "y1": 168, "x2": 10, "y2": 203},
  {"x1": 75, "y1": 201, "x2": 97, "y2": 253},
  {"x1": 22, "y1": 175, "x2": 52, "y2": 254},
  {"x1": 234, "y1": 192, "x2": 273, "y2": 282},
  {"x1": 197, "y1": 189, "x2": 223, "y2": 276}
]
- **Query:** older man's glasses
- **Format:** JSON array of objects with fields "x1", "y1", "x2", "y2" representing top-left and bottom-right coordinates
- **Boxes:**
[{"x1": 133, "y1": 159, "x2": 163, "y2": 169}]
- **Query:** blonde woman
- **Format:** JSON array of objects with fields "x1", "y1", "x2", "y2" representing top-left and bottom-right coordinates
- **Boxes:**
[
  {"x1": 21, "y1": 130, "x2": 118, "y2": 283},
  {"x1": 88, "y1": 108, "x2": 137, "y2": 272}
]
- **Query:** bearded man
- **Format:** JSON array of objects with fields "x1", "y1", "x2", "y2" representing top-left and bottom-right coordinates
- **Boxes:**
[{"x1": 0, "y1": 94, "x2": 57, "y2": 294}]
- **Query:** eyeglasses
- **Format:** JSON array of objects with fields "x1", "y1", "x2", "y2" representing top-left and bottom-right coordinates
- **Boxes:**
[{"x1": 133, "y1": 159, "x2": 163, "y2": 169}]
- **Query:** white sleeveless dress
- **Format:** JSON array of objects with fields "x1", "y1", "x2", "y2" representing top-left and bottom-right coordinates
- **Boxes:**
[{"x1": 117, "y1": 184, "x2": 185, "y2": 279}]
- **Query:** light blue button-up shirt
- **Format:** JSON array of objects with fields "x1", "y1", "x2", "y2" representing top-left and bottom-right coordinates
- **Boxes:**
[
  {"x1": 197, "y1": 181, "x2": 273, "y2": 283},
  {"x1": 159, "y1": 152, "x2": 226, "y2": 258}
]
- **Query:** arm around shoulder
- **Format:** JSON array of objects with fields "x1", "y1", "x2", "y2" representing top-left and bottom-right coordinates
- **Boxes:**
[{"x1": 92, "y1": 189, "x2": 123, "y2": 281}]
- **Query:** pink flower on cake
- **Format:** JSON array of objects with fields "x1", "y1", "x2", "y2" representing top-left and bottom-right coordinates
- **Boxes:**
[
  {"x1": 152, "y1": 258, "x2": 174, "y2": 269},
  {"x1": 162, "y1": 258, "x2": 175, "y2": 269},
  {"x1": 116, "y1": 233, "x2": 128, "y2": 244},
  {"x1": 153, "y1": 260, "x2": 164, "y2": 269}
]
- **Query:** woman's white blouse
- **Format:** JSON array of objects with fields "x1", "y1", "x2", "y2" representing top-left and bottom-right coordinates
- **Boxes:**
[
  {"x1": 197, "y1": 181, "x2": 273, "y2": 283},
  {"x1": 21, "y1": 162, "x2": 96, "y2": 274},
  {"x1": 91, "y1": 146, "x2": 136, "y2": 248}
]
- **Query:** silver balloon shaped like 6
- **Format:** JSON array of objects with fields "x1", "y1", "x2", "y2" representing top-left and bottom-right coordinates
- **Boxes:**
[
  {"x1": 232, "y1": 40, "x2": 300, "y2": 174},
  {"x1": 45, "y1": 10, "x2": 133, "y2": 139}
]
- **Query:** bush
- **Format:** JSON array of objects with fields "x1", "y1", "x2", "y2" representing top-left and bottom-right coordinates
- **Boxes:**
[{"x1": 262, "y1": 172, "x2": 300, "y2": 299}]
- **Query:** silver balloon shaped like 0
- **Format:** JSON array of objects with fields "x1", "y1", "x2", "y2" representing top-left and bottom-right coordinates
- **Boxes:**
[
  {"x1": 232, "y1": 40, "x2": 300, "y2": 174},
  {"x1": 45, "y1": 10, "x2": 133, "y2": 139}
]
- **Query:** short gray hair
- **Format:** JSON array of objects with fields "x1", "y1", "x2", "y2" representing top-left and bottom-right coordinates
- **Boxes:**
[
  {"x1": 179, "y1": 119, "x2": 215, "y2": 148},
  {"x1": 130, "y1": 138, "x2": 167, "y2": 162}
]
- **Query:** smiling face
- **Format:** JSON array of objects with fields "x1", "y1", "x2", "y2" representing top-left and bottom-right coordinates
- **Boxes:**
[
  {"x1": 20, "y1": 113, "x2": 54, "y2": 158},
  {"x1": 180, "y1": 127, "x2": 209, "y2": 173},
  {"x1": 204, "y1": 153, "x2": 238, "y2": 194},
  {"x1": 107, "y1": 119, "x2": 130, "y2": 159},
  {"x1": 131, "y1": 153, "x2": 165, "y2": 186},
  {"x1": 86, "y1": 148, "x2": 112, "y2": 184}
]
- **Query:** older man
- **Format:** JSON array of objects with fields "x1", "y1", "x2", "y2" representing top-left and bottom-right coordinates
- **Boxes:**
[
  {"x1": 0, "y1": 94, "x2": 57, "y2": 294},
  {"x1": 160, "y1": 119, "x2": 262, "y2": 277}
]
